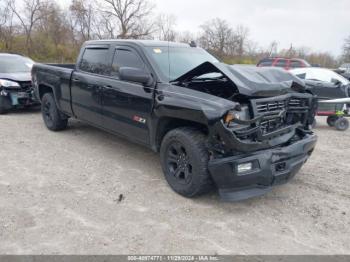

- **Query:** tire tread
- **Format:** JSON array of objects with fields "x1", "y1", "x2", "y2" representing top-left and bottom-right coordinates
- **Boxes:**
[{"x1": 160, "y1": 127, "x2": 213, "y2": 198}]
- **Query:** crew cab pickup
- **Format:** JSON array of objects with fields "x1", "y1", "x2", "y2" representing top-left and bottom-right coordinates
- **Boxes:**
[{"x1": 32, "y1": 40, "x2": 318, "y2": 201}]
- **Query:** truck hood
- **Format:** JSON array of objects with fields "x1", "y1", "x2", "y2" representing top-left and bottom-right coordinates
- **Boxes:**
[
  {"x1": 173, "y1": 62, "x2": 306, "y2": 97},
  {"x1": 0, "y1": 72, "x2": 31, "y2": 82}
]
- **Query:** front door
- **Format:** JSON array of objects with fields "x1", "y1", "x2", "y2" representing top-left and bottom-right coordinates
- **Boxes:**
[{"x1": 101, "y1": 46, "x2": 154, "y2": 145}]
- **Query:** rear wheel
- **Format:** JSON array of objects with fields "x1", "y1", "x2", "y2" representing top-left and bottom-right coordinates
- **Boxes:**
[
  {"x1": 335, "y1": 118, "x2": 349, "y2": 131},
  {"x1": 160, "y1": 127, "x2": 213, "y2": 198},
  {"x1": 41, "y1": 93, "x2": 68, "y2": 131},
  {"x1": 327, "y1": 115, "x2": 338, "y2": 127}
]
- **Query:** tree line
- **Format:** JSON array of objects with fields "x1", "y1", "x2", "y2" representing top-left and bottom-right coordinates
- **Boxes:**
[{"x1": 0, "y1": 0, "x2": 349, "y2": 67}]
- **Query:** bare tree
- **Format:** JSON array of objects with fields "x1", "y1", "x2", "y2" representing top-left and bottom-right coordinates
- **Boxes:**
[
  {"x1": 0, "y1": 0, "x2": 15, "y2": 49},
  {"x1": 9, "y1": 0, "x2": 46, "y2": 55},
  {"x1": 266, "y1": 41, "x2": 278, "y2": 57},
  {"x1": 234, "y1": 24, "x2": 249, "y2": 57},
  {"x1": 99, "y1": 0, "x2": 155, "y2": 39},
  {"x1": 38, "y1": 2, "x2": 70, "y2": 47},
  {"x1": 199, "y1": 18, "x2": 233, "y2": 58},
  {"x1": 0, "y1": 1, "x2": 10, "y2": 27},
  {"x1": 342, "y1": 35, "x2": 350, "y2": 62},
  {"x1": 176, "y1": 31, "x2": 193, "y2": 44},
  {"x1": 69, "y1": 0, "x2": 94, "y2": 42},
  {"x1": 94, "y1": 13, "x2": 116, "y2": 39},
  {"x1": 156, "y1": 13, "x2": 177, "y2": 41}
]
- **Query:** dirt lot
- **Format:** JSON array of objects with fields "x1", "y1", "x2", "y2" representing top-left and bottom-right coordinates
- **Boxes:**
[{"x1": 0, "y1": 109, "x2": 349, "y2": 255}]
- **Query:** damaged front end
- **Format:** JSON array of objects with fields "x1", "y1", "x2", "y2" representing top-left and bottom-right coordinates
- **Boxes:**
[
  {"x1": 211, "y1": 93, "x2": 317, "y2": 154},
  {"x1": 0, "y1": 79, "x2": 38, "y2": 112},
  {"x1": 173, "y1": 62, "x2": 318, "y2": 201}
]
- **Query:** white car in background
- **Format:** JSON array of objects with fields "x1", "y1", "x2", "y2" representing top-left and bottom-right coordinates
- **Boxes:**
[
  {"x1": 290, "y1": 67, "x2": 350, "y2": 100},
  {"x1": 339, "y1": 63, "x2": 350, "y2": 73}
]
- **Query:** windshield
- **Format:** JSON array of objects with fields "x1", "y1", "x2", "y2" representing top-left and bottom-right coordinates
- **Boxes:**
[
  {"x1": 0, "y1": 55, "x2": 34, "y2": 73},
  {"x1": 146, "y1": 46, "x2": 218, "y2": 81}
]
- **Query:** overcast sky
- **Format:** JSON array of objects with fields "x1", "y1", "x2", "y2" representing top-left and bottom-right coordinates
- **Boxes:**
[
  {"x1": 61, "y1": 0, "x2": 349, "y2": 56},
  {"x1": 153, "y1": 0, "x2": 349, "y2": 56}
]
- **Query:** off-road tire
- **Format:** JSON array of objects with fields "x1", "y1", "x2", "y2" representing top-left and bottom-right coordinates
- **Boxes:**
[
  {"x1": 327, "y1": 116, "x2": 338, "y2": 127},
  {"x1": 160, "y1": 127, "x2": 213, "y2": 198},
  {"x1": 335, "y1": 118, "x2": 349, "y2": 131},
  {"x1": 41, "y1": 93, "x2": 68, "y2": 131}
]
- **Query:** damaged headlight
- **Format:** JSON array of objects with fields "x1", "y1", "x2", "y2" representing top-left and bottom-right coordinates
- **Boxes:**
[
  {"x1": 224, "y1": 106, "x2": 250, "y2": 125},
  {"x1": 0, "y1": 79, "x2": 21, "y2": 89}
]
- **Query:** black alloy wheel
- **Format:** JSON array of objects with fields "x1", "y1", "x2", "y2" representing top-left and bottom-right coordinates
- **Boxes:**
[
  {"x1": 165, "y1": 141, "x2": 193, "y2": 186},
  {"x1": 160, "y1": 127, "x2": 213, "y2": 198},
  {"x1": 41, "y1": 93, "x2": 68, "y2": 131}
]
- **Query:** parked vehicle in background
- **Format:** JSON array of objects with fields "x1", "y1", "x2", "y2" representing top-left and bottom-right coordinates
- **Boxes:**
[
  {"x1": 257, "y1": 57, "x2": 311, "y2": 70},
  {"x1": 339, "y1": 63, "x2": 350, "y2": 73},
  {"x1": 335, "y1": 63, "x2": 350, "y2": 81},
  {"x1": 290, "y1": 67, "x2": 350, "y2": 99},
  {"x1": 0, "y1": 53, "x2": 37, "y2": 114},
  {"x1": 339, "y1": 71, "x2": 350, "y2": 81},
  {"x1": 32, "y1": 40, "x2": 317, "y2": 201}
]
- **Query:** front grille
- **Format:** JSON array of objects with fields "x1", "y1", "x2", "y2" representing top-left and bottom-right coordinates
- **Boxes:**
[
  {"x1": 260, "y1": 118, "x2": 284, "y2": 134},
  {"x1": 256, "y1": 97, "x2": 308, "y2": 114},
  {"x1": 256, "y1": 100, "x2": 285, "y2": 114},
  {"x1": 251, "y1": 96, "x2": 310, "y2": 137}
]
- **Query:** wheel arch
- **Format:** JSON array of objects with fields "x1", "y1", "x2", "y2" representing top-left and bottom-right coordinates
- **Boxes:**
[
  {"x1": 38, "y1": 84, "x2": 54, "y2": 100},
  {"x1": 153, "y1": 117, "x2": 209, "y2": 152},
  {"x1": 37, "y1": 83, "x2": 64, "y2": 112}
]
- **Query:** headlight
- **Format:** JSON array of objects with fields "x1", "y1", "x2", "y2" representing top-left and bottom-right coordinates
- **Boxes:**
[
  {"x1": 0, "y1": 79, "x2": 21, "y2": 89},
  {"x1": 224, "y1": 106, "x2": 250, "y2": 124}
]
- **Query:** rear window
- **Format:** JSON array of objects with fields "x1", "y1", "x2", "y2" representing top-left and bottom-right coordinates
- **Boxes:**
[
  {"x1": 258, "y1": 59, "x2": 273, "y2": 67},
  {"x1": 259, "y1": 61, "x2": 273, "y2": 67},
  {"x1": 290, "y1": 60, "x2": 303, "y2": 68},
  {"x1": 274, "y1": 59, "x2": 287, "y2": 68},
  {"x1": 79, "y1": 48, "x2": 110, "y2": 75}
]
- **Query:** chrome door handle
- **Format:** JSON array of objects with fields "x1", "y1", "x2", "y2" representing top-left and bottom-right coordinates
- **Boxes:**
[{"x1": 103, "y1": 85, "x2": 121, "y2": 91}]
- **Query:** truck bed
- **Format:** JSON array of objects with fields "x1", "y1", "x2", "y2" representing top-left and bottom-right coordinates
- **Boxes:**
[{"x1": 32, "y1": 63, "x2": 74, "y2": 116}]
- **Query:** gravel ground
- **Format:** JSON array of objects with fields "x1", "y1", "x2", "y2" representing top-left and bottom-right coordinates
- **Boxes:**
[{"x1": 0, "y1": 109, "x2": 349, "y2": 255}]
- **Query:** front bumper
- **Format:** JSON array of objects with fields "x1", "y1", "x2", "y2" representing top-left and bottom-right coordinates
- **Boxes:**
[
  {"x1": 208, "y1": 134, "x2": 317, "y2": 201},
  {"x1": 0, "y1": 88, "x2": 38, "y2": 109}
]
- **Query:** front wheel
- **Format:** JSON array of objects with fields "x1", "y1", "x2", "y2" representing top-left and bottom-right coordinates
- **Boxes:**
[
  {"x1": 41, "y1": 93, "x2": 68, "y2": 131},
  {"x1": 160, "y1": 127, "x2": 213, "y2": 198}
]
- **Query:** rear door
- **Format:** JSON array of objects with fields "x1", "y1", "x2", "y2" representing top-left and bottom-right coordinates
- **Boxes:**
[
  {"x1": 71, "y1": 45, "x2": 113, "y2": 127},
  {"x1": 101, "y1": 46, "x2": 155, "y2": 145}
]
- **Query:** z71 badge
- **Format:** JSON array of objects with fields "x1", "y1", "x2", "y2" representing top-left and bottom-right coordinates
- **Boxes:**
[{"x1": 133, "y1": 115, "x2": 147, "y2": 124}]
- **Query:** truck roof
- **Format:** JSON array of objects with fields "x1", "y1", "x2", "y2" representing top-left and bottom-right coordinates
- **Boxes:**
[{"x1": 84, "y1": 39, "x2": 192, "y2": 48}]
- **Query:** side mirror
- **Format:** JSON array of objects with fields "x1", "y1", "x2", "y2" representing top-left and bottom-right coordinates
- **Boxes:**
[{"x1": 119, "y1": 67, "x2": 153, "y2": 86}]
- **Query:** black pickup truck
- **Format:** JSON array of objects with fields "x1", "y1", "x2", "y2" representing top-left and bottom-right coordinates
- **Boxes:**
[{"x1": 32, "y1": 40, "x2": 317, "y2": 201}]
